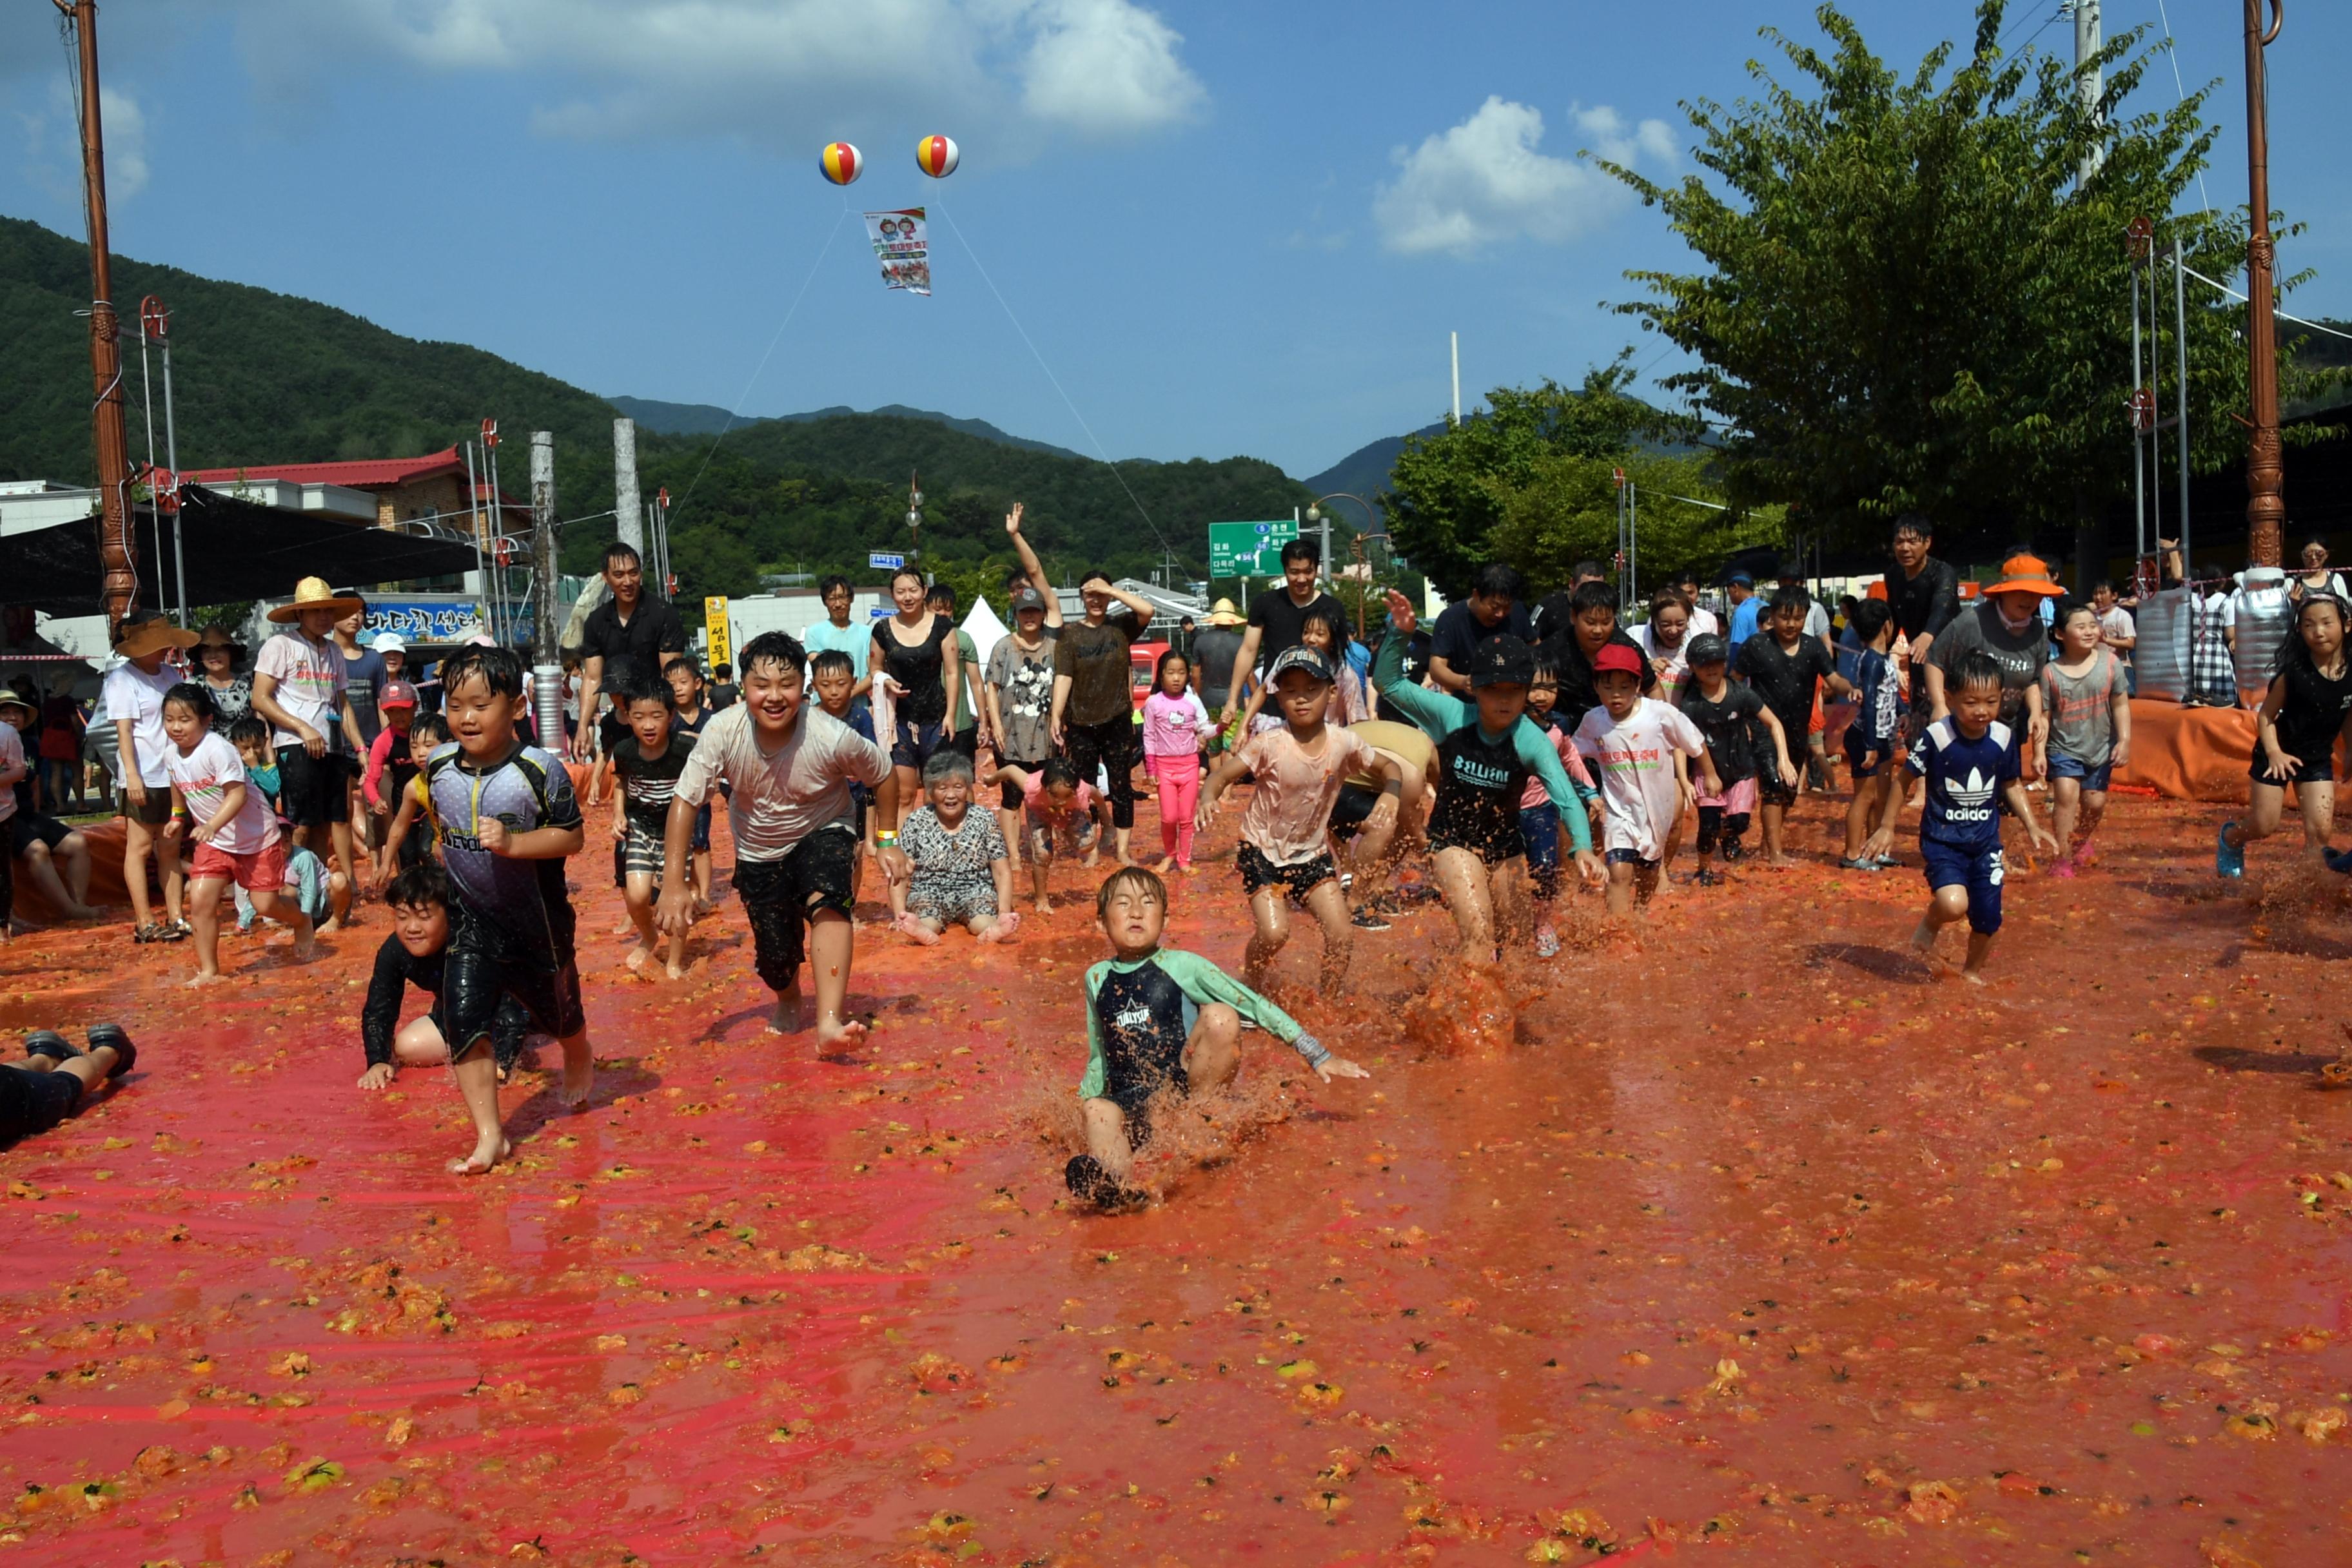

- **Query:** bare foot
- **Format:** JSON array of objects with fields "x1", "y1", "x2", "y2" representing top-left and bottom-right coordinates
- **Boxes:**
[
  {"x1": 611, "y1": 917, "x2": 636, "y2": 938},
  {"x1": 815, "y1": 1016, "x2": 870, "y2": 1052},
  {"x1": 664, "y1": 956, "x2": 685, "y2": 980},
  {"x1": 1957, "y1": 967, "x2": 1989, "y2": 986},
  {"x1": 977, "y1": 911, "x2": 1019, "y2": 943},
  {"x1": 894, "y1": 912, "x2": 942, "y2": 945},
  {"x1": 1767, "y1": 854, "x2": 1797, "y2": 869},
  {"x1": 767, "y1": 993, "x2": 803, "y2": 1036},
  {"x1": 1910, "y1": 923, "x2": 1959, "y2": 979},
  {"x1": 291, "y1": 934, "x2": 320, "y2": 961},
  {"x1": 318, "y1": 917, "x2": 344, "y2": 936},
  {"x1": 558, "y1": 1039, "x2": 593, "y2": 1106},
  {"x1": 450, "y1": 1136, "x2": 513, "y2": 1175},
  {"x1": 1034, "y1": 898, "x2": 1054, "y2": 916},
  {"x1": 186, "y1": 970, "x2": 226, "y2": 987},
  {"x1": 625, "y1": 943, "x2": 654, "y2": 974},
  {"x1": 1080, "y1": 852, "x2": 1100, "y2": 869},
  {"x1": 1154, "y1": 856, "x2": 1175, "y2": 873}
]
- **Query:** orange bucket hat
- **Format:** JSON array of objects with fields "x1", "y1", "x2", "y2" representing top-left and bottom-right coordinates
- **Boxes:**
[{"x1": 1985, "y1": 554, "x2": 2064, "y2": 598}]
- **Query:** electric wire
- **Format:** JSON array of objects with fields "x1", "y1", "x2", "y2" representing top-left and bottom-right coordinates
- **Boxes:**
[{"x1": 2151, "y1": 0, "x2": 2215, "y2": 218}]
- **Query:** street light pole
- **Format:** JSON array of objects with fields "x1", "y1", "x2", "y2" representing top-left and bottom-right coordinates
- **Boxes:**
[{"x1": 2241, "y1": 0, "x2": 2285, "y2": 570}]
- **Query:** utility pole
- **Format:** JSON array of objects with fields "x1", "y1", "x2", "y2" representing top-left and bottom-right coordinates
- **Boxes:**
[
  {"x1": 143, "y1": 297, "x2": 185, "y2": 623},
  {"x1": 529, "y1": 431, "x2": 564, "y2": 752},
  {"x1": 54, "y1": 0, "x2": 136, "y2": 633},
  {"x1": 1449, "y1": 331, "x2": 1461, "y2": 426},
  {"x1": 612, "y1": 417, "x2": 643, "y2": 554},
  {"x1": 2241, "y1": 0, "x2": 2285, "y2": 569},
  {"x1": 2071, "y1": 0, "x2": 2104, "y2": 186}
]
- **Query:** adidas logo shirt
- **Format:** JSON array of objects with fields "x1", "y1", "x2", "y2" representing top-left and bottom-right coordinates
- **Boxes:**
[{"x1": 1906, "y1": 716, "x2": 2020, "y2": 851}]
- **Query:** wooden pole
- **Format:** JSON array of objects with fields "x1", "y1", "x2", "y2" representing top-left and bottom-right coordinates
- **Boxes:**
[
  {"x1": 54, "y1": 0, "x2": 137, "y2": 633},
  {"x1": 2242, "y1": 0, "x2": 2286, "y2": 569}
]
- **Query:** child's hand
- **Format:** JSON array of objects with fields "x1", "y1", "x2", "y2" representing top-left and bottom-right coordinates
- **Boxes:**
[
  {"x1": 1573, "y1": 848, "x2": 1605, "y2": 886},
  {"x1": 370, "y1": 794, "x2": 389, "y2": 818},
  {"x1": 2263, "y1": 748, "x2": 2302, "y2": 782},
  {"x1": 2028, "y1": 823, "x2": 2061, "y2": 858},
  {"x1": 1777, "y1": 750, "x2": 1796, "y2": 786},
  {"x1": 2111, "y1": 739, "x2": 2131, "y2": 771},
  {"x1": 357, "y1": 1063, "x2": 395, "y2": 1092},
  {"x1": 160, "y1": 815, "x2": 185, "y2": 841},
  {"x1": 1193, "y1": 794, "x2": 1217, "y2": 832},
  {"x1": 1314, "y1": 1054, "x2": 1370, "y2": 1082},
  {"x1": 1382, "y1": 587, "x2": 1418, "y2": 637},
  {"x1": 1861, "y1": 825, "x2": 1895, "y2": 862},
  {"x1": 477, "y1": 815, "x2": 511, "y2": 855},
  {"x1": 1678, "y1": 778, "x2": 1698, "y2": 818}
]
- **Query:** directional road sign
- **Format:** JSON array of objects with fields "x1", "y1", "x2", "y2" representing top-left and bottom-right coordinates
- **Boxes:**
[
  {"x1": 1208, "y1": 519, "x2": 1298, "y2": 579},
  {"x1": 868, "y1": 551, "x2": 906, "y2": 570}
]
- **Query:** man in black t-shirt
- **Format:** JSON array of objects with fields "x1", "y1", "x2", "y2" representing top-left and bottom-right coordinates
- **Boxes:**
[
  {"x1": 1887, "y1": 514, "x2": 1961, "y2": 720},
  {"x1": 571, "y1": 542, "x2": 687, "y2": 763},
  {"x1": 1219, "y1": 540, "x2": 1347, "y2": 725},
  {"x1": 1536, "y1": 581, "x2": 1656, "y2": 730},
  {"x1": 1050, "y1": 570, "x2": 1161, "y2": 865},
  {"x1": 1429, "y1": 562, "x2": 1534, "y2": 694}
]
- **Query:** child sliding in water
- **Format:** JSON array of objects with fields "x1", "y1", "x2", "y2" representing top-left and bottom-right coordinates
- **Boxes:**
[{"x1": 1067, "y1": 866, "x2": 1367, "y2": 1210}]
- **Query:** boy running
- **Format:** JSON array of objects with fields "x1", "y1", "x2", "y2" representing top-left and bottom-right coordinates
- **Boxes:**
[
  {"x1": 1864, "y1": 649, "x2": 2059, "y2": 983},
  {"x1": 1734, "y1": 586, "x2": 1852, "y2": 865},
  {"x1": 609, "y1": 665, "x2": 695, "y2": 979},
  {"x1": 658, "y1": 631, "x2": 889, "y2": 1048},
  {"x1": 2041, "y1": 598, "x2": 2131, "y2": 875},
  {"x1": 1068, "y1": 866, "x2": 1366, "y2": 1210},
  {"x1": 1574, "y1": 643, "x2": 1718, "y2": 914},
  {"x1": 1677, "y1": 634, "x2": 1792, "y2": 885},
  {"x1": 1838, "y1": 599, "x2": 1906, "y2": 870},
  {"x1": 422, "y1": 646, "x2": 595, "y2": 1173}
]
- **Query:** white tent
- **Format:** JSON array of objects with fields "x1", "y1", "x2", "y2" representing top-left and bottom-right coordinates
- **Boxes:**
[{"x1": 961, "y1": 596, "x2": 1012, "y2": 669}]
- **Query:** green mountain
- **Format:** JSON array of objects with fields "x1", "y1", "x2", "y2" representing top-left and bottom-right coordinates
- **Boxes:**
[
  {"x1": 1301, "y1": 423, "x2": 1449, "y2": 527},
  {"x1": 1, "y1": 213, "x2": 1312, "y2": 603},
  {"x1": 612, "y1": 394, "x2": 1088, "y2": 460}
]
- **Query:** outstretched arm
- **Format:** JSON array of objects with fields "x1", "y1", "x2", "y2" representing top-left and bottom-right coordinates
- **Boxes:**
[
  {"x1": 1005, "y1": 504, "x2": 1061, "y2": 629},
  {"x1": 1155, "y1": 949, "x2": 1365, "y2": 1081}
]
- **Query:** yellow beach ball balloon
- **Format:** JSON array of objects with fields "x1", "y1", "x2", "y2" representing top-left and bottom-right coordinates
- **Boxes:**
[
  {"x1": 819, "y1": 142, "x2": 862, "y2": 186},
  {"x1": 916, "y1": 135, "x2": 959, "y2": 179}
]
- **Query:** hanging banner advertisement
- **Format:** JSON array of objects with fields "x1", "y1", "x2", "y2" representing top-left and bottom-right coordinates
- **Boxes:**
[
  {"x1": 360, "y1": 596, "x2": 487, "y2": 647},
  {"x1": 863, "y1": 208, "x2": 932, "y2": 296},
  {"x1": 703, "y1": 596, "x2": 732, "y2": 671}
]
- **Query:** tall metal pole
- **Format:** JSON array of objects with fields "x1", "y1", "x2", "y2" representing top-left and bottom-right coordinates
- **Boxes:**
[
  {"x1": 2072, "y1": 0, "x2": 2105, "y2": 186},
  {"x1": 55, "y1": 0, "x2": 136, "y2": 633},
  {"x1": 2129, "y1": 254, "x2": 2146, "y2": 560},
  {"x1": 464, "y1": 442, "x2": 489, "y2": 640},
  {"x1": 487, "y1": 440, "x2": 507, "y2": 643},
  {"x1": 157, "y1": 317, "x2": 185, "y2": 623},
  {"x1": 2241, "y1": 0, "x2": 2285, "y2": 569},
  {"x1": 132, "y1": 309, "x2": 160, "y2": 613},
  {"x1": 1449, "y1": 331, "x2": 1461, "y2": 426},
  {"x1": 2174, "y1": 237, "x2": 2194, "y2": 579},
  {"x1": 612, "y1": 417, "x2": 643, "y2": 554},
  {"x1": 529, "y1": 432, "x2": 564, "y2": 752}
]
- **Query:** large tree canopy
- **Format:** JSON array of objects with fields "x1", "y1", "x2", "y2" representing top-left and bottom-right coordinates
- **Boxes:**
[{"x1": 1599, "y1": 1, "x2": 2311, "y2": 558}]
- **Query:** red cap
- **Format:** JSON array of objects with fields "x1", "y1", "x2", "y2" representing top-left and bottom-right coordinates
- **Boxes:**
[
  {"x1": 1591, "y1": 643, "x2": 1643, "y2": 678},
  {"x1": 380, "y1": 680, "x2": 419, "y2": 710}
]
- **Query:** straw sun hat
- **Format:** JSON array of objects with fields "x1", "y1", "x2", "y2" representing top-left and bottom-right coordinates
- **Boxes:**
[{"x1": 267, "y1": 576, "x2": 366, "y2": 624}]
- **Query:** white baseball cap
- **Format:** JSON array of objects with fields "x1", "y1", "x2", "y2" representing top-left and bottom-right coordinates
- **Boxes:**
[{"x1": 371, "y1": 631, "x2": 407, "y2": 654}]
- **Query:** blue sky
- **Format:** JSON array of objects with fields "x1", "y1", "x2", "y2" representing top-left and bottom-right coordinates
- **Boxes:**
[{"x1": 5, "y1": 1, "x2": 2347, "y2": 482}]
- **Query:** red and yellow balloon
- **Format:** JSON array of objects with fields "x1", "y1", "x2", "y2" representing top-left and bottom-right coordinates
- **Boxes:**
[
  {"x1": 819, "y1": 142, "x2": 862, "y2": 186},
  {"x1": 916, "y1": 135, "x2": 959, "y2": 179}
]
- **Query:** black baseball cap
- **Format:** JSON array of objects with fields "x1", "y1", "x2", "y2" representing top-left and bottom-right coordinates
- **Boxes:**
[
  {"x1": 1686, "y1": 632, "x2": 1729, "y2": 666},
  {"x1": 1467, "y1": 634, "x2": 1536, "y2": 689}
]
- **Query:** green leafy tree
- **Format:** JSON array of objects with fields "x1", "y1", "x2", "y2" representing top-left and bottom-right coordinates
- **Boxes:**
[
  {"x1": 1487, "y1": 450, "x2": 1779, "y2": 594},
  {"x1": 1597, "y1": 1, "x2": 2320, "y2": 567},
  {"x1": 1382, "y1": 356, "x2": 1700, "y2": 595}
]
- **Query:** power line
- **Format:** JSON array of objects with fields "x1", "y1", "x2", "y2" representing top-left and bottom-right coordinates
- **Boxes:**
[
  {"x1": 2151, "y1": 0, "x2": 2216, "y2": 217},
  {"x1": 2179, "y1": 262, "x2": 2352, "y2": 341}
]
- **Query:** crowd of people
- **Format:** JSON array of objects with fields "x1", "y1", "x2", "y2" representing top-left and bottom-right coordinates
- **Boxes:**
[{"x1": 6, "y1": 511, "x2": 2346, "y2": 1202}]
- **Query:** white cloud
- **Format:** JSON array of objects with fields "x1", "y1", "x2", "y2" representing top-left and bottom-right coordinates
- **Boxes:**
[
  {"x1": 97, "y1": 86, "x2": 148, "y2": 199},
  {"x1": 15, "y1": 78, "x2": 146, "y2": 206},
  {"x1": 1373, "y1": 96, "x2": 1672, "y2": 259},
  {"x1": 239, "y1": 0, "x2": 1203, "y2": 148}
]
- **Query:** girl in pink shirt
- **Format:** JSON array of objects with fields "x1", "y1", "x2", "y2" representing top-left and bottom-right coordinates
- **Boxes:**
[{"x1": 1140, "y1": 651, "x2": 1215, "y2": 871}]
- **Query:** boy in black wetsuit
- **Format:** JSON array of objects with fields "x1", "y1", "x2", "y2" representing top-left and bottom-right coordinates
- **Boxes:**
[
  {"x1": 423, "y1": 646, "x2": 594, "y2": 1174},
  {"x1": 1067, "y1": 866, "x2": 1367, "y2": 1209},
  {"x1": 358, "y1": 863, "x2": 528, "y2": 1090},
  {"x1": 664, "y1": 655, "x2": 718, "y2": 910},
  {"x1": 610, "y1": 665, "x2": 694, "y2": 979}
]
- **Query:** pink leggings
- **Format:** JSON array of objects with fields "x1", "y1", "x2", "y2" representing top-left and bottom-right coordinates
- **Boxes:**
[{"x1": 1148, "y1": 754, "x2": 1200, "y2": 865}]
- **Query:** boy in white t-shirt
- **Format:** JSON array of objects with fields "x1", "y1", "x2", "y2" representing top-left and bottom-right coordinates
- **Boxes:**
[
  {"x1": 1574, "y1": 643, "x2": 1719, "y2": 915},
  {"x1": 159, "y1": 682, "x2": 315, "y2": 983}
]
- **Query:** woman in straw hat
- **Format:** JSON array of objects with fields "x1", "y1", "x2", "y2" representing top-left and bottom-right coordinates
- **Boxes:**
[
  {"x1": 252, "y1": 578, "x2": 369, "y2": 925},
  {"x1": 102, "y1": 609, "x2": 197, "y2": 941},
  {"x1": 191, "y1": 623, "x2": 252, "y2": 725}
]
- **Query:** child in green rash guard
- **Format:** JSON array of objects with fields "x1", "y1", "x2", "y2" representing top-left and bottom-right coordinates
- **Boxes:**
[
  {"x1": 1066, "y1": 866, "x2": 1368, "y2": 1210},
  {"x1": 1371, "y1": 589, "x2": 1603, "y2": 958}
]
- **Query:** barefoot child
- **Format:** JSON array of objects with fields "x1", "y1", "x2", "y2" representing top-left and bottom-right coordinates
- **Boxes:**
[
  {"x1": 1520, "y1": 660, "x2": 1598, "y2": 956},
  {"x1": 1371, "y1": 590, "x2": 1602, "y2": 956},
  {"x1": 658, "y1": 631, "x2": 888, "y2": 1047},
  {"x1": 810, "y1": 650, "x2": 876, "y2": 899},
  {"x1": 1066, "y1": 866, "x2": 1367, "y2": 1209},
  {"x1": 1139, "y1": 651, "x2": 1215, "y2": 872},
  {"x1": 1864, "y1": 649, "x2": 2059, "y2": 982},
  {"x1": 2217, "y1": 593, "x2": 2351, "y2": 877},
  {"x1": 1197, "y1": 649, "x2": 1400, "y2": 997},
  {"x1": 2041, "y1": 598, "x2": 2131, "y2": 876},
  {"x1": 1676, "y1": 634, "x2": 1790, "y2": 885},
  {"x1": 422, "y1": 645, "x2": 595, "y2": 1172},
  {"x1": 377, "y1": 712, "x2": 448, "y2": 876},
  {"x1": 1838, "y1": 599, "x2": 1906, "y2": 870},
  {"x1": 159, "y1": 683, "x2": 315, "y2": 982},
  {"x1": 1734, "y1": 587, "x2": 1852, "y2": 865},
  {"x1": 1574, "y1": 645, "x2": 1718, "y2": 916},
  {"x1": 609, "y1": 666, "x2": 695, "y2": 978},
  {"x1": 879, "y1": 752, "x2": 1018, "y2": 943},
  {"x1": 989, "y1": 758, "x2": 1101, "y2": 914},
  {"x1": 664, "y1": 656, "x2": 719, "y2": 908},
  {"x1": 357, "y1": 863, "x2": 527, "y2": 1090}
]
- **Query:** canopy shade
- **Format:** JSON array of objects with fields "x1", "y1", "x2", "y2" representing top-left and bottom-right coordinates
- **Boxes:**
[{"x1": 0, "y1": 485, "x2": 482, "y2": 616}]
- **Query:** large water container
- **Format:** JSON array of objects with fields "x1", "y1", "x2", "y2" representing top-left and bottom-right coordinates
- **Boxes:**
[
  {"x1": 2132, "y1": 587, "x2": 2193, "y2": 703},
  {"x1": 532, "y1": 664, "x2": 565, "y2": 753},
  {"x1": 2228, "y1": 569, "x2": 2295, "y2": 705}
]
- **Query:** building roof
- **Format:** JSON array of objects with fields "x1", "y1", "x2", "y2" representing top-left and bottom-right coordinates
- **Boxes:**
[{"x1": 182, "y1": 447, "x2": 467, "y2": 490}]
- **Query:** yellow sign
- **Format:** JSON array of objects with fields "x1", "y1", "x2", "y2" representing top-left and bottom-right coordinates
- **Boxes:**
[{"x1": 703, "y1": 596, "x2": 731, "y2": 671}]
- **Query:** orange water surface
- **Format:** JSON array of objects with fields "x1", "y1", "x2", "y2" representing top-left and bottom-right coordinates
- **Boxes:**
[{"x1": 2, "y1": 791, "x2": 2348, "y2": 1566}]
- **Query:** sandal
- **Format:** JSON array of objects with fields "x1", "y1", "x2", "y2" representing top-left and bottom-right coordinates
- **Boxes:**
[
  {"x1": 23, "y1": 1031, "x2": 78, "y2": 1064},
  {"x1": 84, "y1": 1024, "x2": 136, "y2": 1081},
  {"x1": 132, "y1": 923, "x2": 162, "y2": 944}
]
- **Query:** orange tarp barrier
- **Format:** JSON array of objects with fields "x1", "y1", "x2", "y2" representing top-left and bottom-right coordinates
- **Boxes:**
[{"x1": 2115, "y1": 699, "x2": 2259, "y2": 803}]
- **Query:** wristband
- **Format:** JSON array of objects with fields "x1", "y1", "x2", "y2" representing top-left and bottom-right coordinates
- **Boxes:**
[{"x1": 1290, "y1": 1032, "x2": 1330, "y2": 1068}]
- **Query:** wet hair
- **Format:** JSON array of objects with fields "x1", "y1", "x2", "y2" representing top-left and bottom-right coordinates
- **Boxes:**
[
  {"x1": 1470, "y1": 562, "x2": 1525, "y2": 602},
  {"x1": 1080, "y1": 567, "x2": 1115, "y2": 591},
  {"x1": 1569, "y1": 580, "x2": 1617, "y2": 618},
  {"x1": 663, "y1": 653, "x2": 703, "y2": 683},
  {"x1": 615, "y1": 663, "x2": 674, "y2": 712},
  {"x1": 384, "y1": 861, "x2": 450, "y2": 912},
  {"x1": 1892, "y1": 513, "x2": 1934, "y2": 541},
  {"x1": 162, "y1": 681, "x2": 216, "y2": 721},
  {"x1": 409, "y1": 712, "x2": 450, "y2": 749},
  {"x1": 1571, "y1": 560, "x2": 1609, "y2": 584},
  {"x1": 2278, "y1": 594, "x2": 2349, "y2": 678},
  {"x1": 1948, "y1": 648, "x2": 2004, "y2": 694},
  {"x1": 1095, "y1": 863, "x2": 1168, "y2": 921},
  {"x1": 603, "y1": 541, "x2": 642, "y2": 571},
  {"x1": 891, "y1": 566, "x2": 926, "y2": 591},
  {"x1": 1848, "y1": 598, "x2": 1892, "y2": 643},
  {"x1": 1040, "y1": 756, "x2": 1081, "y2": 792},
  {"x1": 1527, "y1": 656, "x2": 1560, "y2": 689},
  {"x1": 926, "y1": 583, "x2": 958, "y2": 612},
  {"x1": 2091, "y1": 578, "x2": 2118, "y2": 596},
  {"x1": 809, "y1": 648, "x2": 855, "y2": 681},
  {"x1": 1772, "y1": 585, "x2": 1812, "y2": 614},
  {"x1": 1154, "y1": 649, "x2": 1191, "y2": 689},
  {"x1": 738, "y1": 630, "x2": 807, "y2": 680},
  {"x1": 715, "y1": 663, "x2": 733, "y2": 680},
  {"x1": 1671, "y1": 567, "x2": 1700, "y2": 589},
  {"x1": 1279, "y1": 539, "x2": 1318, "y2": 569},
  {"x1": 1299, "y1": 605, "x2": 1351, "y2": 654},
  {"x1": 816, "y1": 574, "x2": 852, "y2": 601},
  {"x1": 921, "y1": 751, "x2": 975, "y2": 786},
  {"x1": 226, "y1": 716, "x2": 270, "y2": 752},
  {"x1": 438, "y1": 645, "x2": 525, "y2": 701}
]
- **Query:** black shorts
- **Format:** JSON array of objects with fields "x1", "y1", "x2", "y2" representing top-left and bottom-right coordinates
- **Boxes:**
[
  {"x1": 999, "y1": 757, "x2": 1049, "y2": 812},
  {"x1": 2250, "y1": 752, "x2": 2333, "y2": 787},
  {"x1": 1328, "y1": 783, "x2": 1380, "y2": 838},
  {"x1": 275, "y1": 745, "x2": 351, "y2": 828},
  {"x1": 443, "y1": 945, "x2": 586, "y2": 1051},
  {"x1": 116, "y1": 784, "x2": 173, "y2": 827},
  {"x1": 0, "y1": 1061, "x2": 83, "y2": 1149},
  {"x1": 10, "y1": 813, "x2": 72, "y2": 857},
  {"x1": 890, "y1": 719, "x2": 952, "y2": 772},
  {"x1": 1236, "y1": 842, "x2": 1338, "y2": 903},
  {"x1": 1428, "y1": 823, "x2": 1527, "y2": 867},
  {"x1": 1756, "y1": 762, "x2": 1797, "y2": 808},
  {"x1": 734, "y1": 823, "x2": 860, "y2": 992}
]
